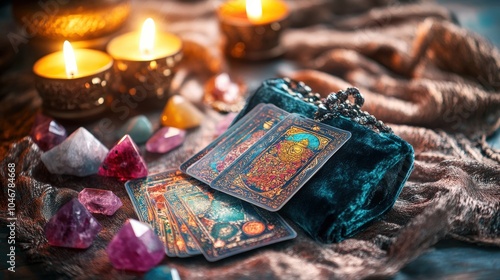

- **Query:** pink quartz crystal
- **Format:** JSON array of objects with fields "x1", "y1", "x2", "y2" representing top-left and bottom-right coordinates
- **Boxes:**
[
  {"x1": 146, "y1": 127, "x2": 186, "y2": 154},
  {"x1": 78, "y1": 188, "x2": 122, "y2": 216},
  {"x1": 98, "y1": 135, "x2": 148, "y2": 180}
]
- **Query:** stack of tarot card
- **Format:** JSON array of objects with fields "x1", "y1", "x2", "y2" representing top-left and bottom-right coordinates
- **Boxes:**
[
  {"x1": 125, "y1": 170, "x2": 297, "y2": 261},
  {"x1": 126, "y1": 104, "x2": 351, "y2": 261}
]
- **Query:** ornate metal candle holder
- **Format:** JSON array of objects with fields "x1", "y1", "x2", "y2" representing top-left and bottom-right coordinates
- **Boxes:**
[
  {"x1": 217, "y1": 0, "x2": 290, "y2": 60},
  {"x1": 34, "y1": 70, "x2": 113, "y2": 120},
  {"x1": 218, "y1": 20, "x2": 288, "y2": 60},
  {"x1": 107, "y1": 23, "x2": 184, "y2": 106},
  {"x1": 111, "y1": 51, "x2": 183, "y2": 104},
  {"x1": 33, "y1": 49, "x2": 114, "y2": 120}
]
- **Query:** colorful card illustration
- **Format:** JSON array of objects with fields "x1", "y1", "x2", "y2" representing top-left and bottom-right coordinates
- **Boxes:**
[
  {"x1": 180, "y1": 103, "x2": 269, "y2": 173},
  {"x1": 145, "y1": 177, "x2": 202, "y2": 257},
  {"x1": 144, "y1": 187, "x2": 173, "y2": 255},
  {"x1": 125, "y1": 170, "x2": 197, "y2": 257},
  {"x1": 211, "y1": 114, "x2": 351, "y2": 211},
  {"x1": 179, "y1": 103, "x2": 264, "y2": 173},
  {"x1": 125, "y1": 175, "x2": 172, "y2": 255},
  {"x1": 164, "y1": 184, "x2": 297, "y2": 262},
  {"x1": 125, "y1": 170, "x2": 192, "y2": 223},
  {"x1": 164, "y1": 202, "x2": 191, "y2": 258},
  {"x1": 155, "y1": 201, "x2": 177, "y2": 257},
  {"x1": 185, "y1": 104, "x2": 289, "y2": 185}
]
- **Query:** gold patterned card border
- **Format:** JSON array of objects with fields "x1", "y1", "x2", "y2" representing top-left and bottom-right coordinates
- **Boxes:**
[
  {"x1": 211, "y1": 114, "x2": 351, "y2": 211},
  {"x1": 186, "y1": 104, "x2": 288, "y2": 184}
]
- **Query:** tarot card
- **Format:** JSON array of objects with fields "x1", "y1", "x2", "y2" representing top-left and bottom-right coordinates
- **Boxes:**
[
  {"x1": 185, "y1": 104, "x2": 289, "y2": 184},
  {"x1": 180, "y1": 103, "x2": 269, "y2": 173},
  {"x1": 212, "y1": 113, "x2": 351, "y2": 211},
  {"x1": 145, "y1": 178, "x2": 202, "y2": 257},
  {"x1": 161, "y1": 178, "x2": 205, "y2": 256},
  {"x1": 144, "y1": 169, "x2": 194, "y2": 188},
  {"x1": 125, "y1": 170, "x2": 196, "y2": 257},
  {"x1": 150, "y1": 189, "x2": 192, "y2": 257},
  {"x1": 154, "y1": 200, "x2": 177, "y2": 257},
  {"x1": 143, "y1": 186, "x2": 166, "y2": 247},
  {"x1": 125, "y1": 176, "x2": 171, "y2": 255},
  {"x1": 161, "y1": 182, "x2": 201, "y2": 255},
  {"x1": 164, "y1": 184, "x2": 297, "y2": 262},
  {"x1": 125, "y1": 170, "x2": 191, "y2": 224},
  {"x1": 164, "y1": 200, "x2": 191, "y2": 258},
  {"x1": 145, "y1": 184, "x2": 186, "y2": 257},
  {"x1": 125, "y1": 176, "x2": 160, "y2": 225}
]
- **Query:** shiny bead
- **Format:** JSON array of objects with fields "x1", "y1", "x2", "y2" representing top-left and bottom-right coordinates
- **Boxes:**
[
  {"x1": 337, "y1": 91, "x2": 348, "y2": 102},
  {"x1": 317, "y1": 104, "x2": 328, "y2": 114},
  {"x1": 326, "y1": 94, "x2": 337, "y2": 103}
]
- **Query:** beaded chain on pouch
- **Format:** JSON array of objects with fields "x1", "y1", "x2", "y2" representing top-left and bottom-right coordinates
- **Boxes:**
[{"x1": 281, "y1": 78, "x2": 393, "y2": 133}]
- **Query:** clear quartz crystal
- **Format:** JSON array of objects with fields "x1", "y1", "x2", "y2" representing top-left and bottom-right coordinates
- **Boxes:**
[{"x1": 41, "y1": 127, "x2": 108, "y2": 176}]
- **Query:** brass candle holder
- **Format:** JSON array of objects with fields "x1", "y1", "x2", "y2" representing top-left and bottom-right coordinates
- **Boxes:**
[
  {"x1": 110, "y1": 50, "x2": 183, "y2": 103},
  {"x1": 217, "y1": 0, "x2": 289, "y2": 60},
  {"x1": 33, "y1": 44, "x2": 113, "y2": 120},
  {"x1": 107, "y1": 19, "x2": 183, "y2": 104}
]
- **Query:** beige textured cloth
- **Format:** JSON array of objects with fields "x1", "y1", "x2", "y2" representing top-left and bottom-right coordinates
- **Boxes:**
[{"x1": 0, "y1": 1, "x2": 499, "y2": 279}]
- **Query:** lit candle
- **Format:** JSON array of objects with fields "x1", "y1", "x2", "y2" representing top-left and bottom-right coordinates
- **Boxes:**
[
  {"x1": 217, "y1": 0, "x2": 289, "y2": 60},
  {"x1": 107, "y1": 18, "x2": 183, "y2": 104},
  {"x1": 63, "y1": 41, "x2": 78, "y2": 78},
  {"x1": 33, "y1": 41, "x2": 113, "y2": 119},
  {"x1": 246, "y1": 0, "x2": 263, "y2": 22}
]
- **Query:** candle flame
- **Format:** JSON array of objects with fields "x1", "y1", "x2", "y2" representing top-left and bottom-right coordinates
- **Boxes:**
[
  {"x1": 140, "y1": 18, "x2": 155, "y2": 55},
  {"x1": 63, "y1": 40, "x2": 78, "y2": 78},
  {"x1": 246, "y1": 0, "x2": 262, "y2": 22}
]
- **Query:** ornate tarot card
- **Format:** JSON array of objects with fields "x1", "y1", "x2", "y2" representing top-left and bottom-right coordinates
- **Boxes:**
[
  {"x1": 146, "y1": 185, "x2": 195, "y2": 257},
  {"x1": 211, "y1": 114, "x2": 351, "y2": 211},
  {"x1": 145, "y1": 176, "x2": 202, "y2": 257},
  {"x1": 153, "y1": 200, "x2": 177, "y2": 257},
  {"x1": 185, "y1": 104, "x2": 288, "y2": 184},
  {"x1": 164, "y1": 184, "x2": 297, "y2": 262},
  {"x1": 125, "y1": 170, "x2": 193, "y2": 224},
  {"x1": 125, "y1": 169, "x2": 196, "y2": 256},
  {"x1": 180, "y1": 103, "x2": 269, "y2": 173}
]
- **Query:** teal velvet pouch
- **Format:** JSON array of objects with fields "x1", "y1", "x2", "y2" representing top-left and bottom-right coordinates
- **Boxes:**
[{"x1": 232, "y1": 78, "x2": 414, "y2": 243}]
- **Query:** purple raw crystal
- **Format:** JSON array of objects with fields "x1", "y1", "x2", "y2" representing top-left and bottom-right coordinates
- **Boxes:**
[
  {"x1": 30, "y1": 114, "x2": 67, "y2": 151},
  {"x1": 44, "y1": 198, "x2": 102, "y2": 249},
  {"x1": 146, "y1": 127, "x2": 186, "y2": 154},
  {"x1": 78, "y1": 188, "x2": 123, "y2": 216},
  {"x1": 106, "y1": 219, "x2": 165, "y2": 272}
]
